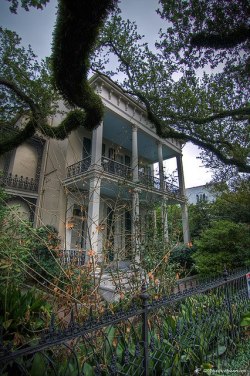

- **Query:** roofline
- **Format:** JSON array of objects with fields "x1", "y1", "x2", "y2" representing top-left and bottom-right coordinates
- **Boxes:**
[{"x1": 89, "y1": 72, "x2": 148, "y2": 114}]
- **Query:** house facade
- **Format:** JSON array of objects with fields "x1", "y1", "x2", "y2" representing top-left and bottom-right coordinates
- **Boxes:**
[
  {"x1": 0, "y1": 74, "x2": 190, "y2": 264},
  {"x1": 186, "y1": 185, "x2": 215, "y2": 205}
]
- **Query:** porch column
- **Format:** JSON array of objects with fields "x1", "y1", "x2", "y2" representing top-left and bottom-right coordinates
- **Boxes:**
[
  {"x1": 132, "y1": 125, "x2": 139, "y2": 182},
  {"x1": 157, "y1": 142, "x2": 164, "y2": 189},
  {"x1": 86, "y1": 176, "x2": 102, "y2": 262},
  {"x1": 176, "y1": 154, "x2": 190, "y2": 243},
  {"x1": 161, "y1": 200, "x2": 169, "y2": 244},
  {"x1": 65, "y1": 195, "x2": 74, "y2": 251},
  {"x1": 91, "y1": 121, "x2": 103, "y2": 169},
  {"x1": 132, "y1": 188, "x2": 140, "y2": 262},
  {"x1": 181, "y1": 203, "x2": 190, "y2": 244}
]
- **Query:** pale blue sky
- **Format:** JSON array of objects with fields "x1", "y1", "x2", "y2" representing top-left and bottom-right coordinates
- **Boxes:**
[{"x1": 0, "y1": 0, "x2": 212, "y2": 187}]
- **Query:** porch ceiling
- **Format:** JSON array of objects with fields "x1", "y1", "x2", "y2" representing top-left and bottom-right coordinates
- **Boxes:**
[{"x1": 103, "y1": 111, "x2": 178, "y2": 163}]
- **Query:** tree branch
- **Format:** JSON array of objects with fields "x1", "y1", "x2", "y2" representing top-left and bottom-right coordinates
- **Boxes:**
[{"x1": 191, "y1": 25, "x2": 250, "y2": 49}]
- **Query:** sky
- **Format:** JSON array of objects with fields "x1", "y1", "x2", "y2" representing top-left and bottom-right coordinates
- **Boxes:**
[{"x1": 0, "y1": 0, "x2": 213, "y2": 188}]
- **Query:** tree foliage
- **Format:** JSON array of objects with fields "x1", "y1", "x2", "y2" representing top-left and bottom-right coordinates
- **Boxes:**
[
  {"x1": 0, "y1": 28, "x2": 87, "y2": 154},
  {"x1": 1, "y1": 0, "x2": 249, "y2": 174},
  {"x1": 193, "y1": 220, "x2": 250, "y2": 275},
  {"x1": 94, "y1": 1, "x2": 249, "y2": 172},
  {"x1": 1, "y1": 0, "x2": 118, "y2": 155}
]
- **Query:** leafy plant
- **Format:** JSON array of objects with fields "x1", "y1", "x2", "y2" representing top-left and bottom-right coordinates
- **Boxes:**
[
  {"x1": 193, "y1": 220, "x2": 250, "y2": 276},
  {"x1": 0, "y1": 286, "x2": 51, "y2": 345}
]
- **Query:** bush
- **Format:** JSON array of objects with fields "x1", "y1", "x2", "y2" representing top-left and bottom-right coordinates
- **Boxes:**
[
  {"x1": 169, "y1": 244, "x2": 196, "y2": 275},
  {"x1": 193, "y1": 220, "x2": 250, "y2": 276},
  {"x1": 27, "y1": 225, "x2": 62, "y2": 284}
]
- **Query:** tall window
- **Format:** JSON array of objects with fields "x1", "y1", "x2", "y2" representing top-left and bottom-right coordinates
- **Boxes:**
[{"x1": 83, "y1": 137, "x2": 91, "y2": 158}]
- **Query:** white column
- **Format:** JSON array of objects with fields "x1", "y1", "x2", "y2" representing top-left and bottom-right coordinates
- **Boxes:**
[
  {"x1": 181, "y1": 203, "x2": 190, "y2": 244},
  {"x1": 132, "y1": 125, "x2": 139, "y2": 182},
  {"x1": 161, "y1": 201, "x2": 169, "y2": 243},
  {"x1": 157, "y1": 142, "x2": 164, "y2": 189},
  {"x1": 132, "y1": 189, "x2": 140, "y2": 262},
  {"x1": 86, "y1": 176, "x2": 101, "y2": 261},
  {"x1": 176, "y1": 154, "x2": 190, "y2": 243},
  {"x1": 65, "y1": 196, "x2": 74, "y2": 251},
  {"x1": 176, "y1": 154, "x2": 185, "y2": 196},
  {"x1": 90, "y1": 121, "x2": 103, "y2": 169}
]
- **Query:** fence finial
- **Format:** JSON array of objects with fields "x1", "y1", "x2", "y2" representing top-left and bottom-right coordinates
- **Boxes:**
[{"x1": 223, "y1": 267, "x2": 229, "y2": 281}]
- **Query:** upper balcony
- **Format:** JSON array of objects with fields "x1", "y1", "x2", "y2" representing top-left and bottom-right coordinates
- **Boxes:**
[
  {"x1": 66, "y1": 156, "x2": 182, "y2": 199},
  {"x1": 0, "y1": 173, "x2": 39, "y2": 192}
]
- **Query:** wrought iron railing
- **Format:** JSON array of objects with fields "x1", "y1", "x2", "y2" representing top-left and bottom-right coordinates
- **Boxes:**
[
  {"x1": 102, "y1": 157, "x2": 132, "y2": 179},
  {"x1": 138, "y1": 171, "x2": 181, "y2": 197},
  {"x1": 66, "y1": 157, "x2": 182, "y2": 198},
  {"x1": 66, "y1": 156, "x2": 91, "y2": 178},
  {"x1": 60, "y1": 249, "x2": 85, "y2": 266},
  {"x1": 0, "y1": 269, "x2": 249, "y2": 375},
  {"x1": 0, "y1": 173, "x2": 38, "y2": 192}
]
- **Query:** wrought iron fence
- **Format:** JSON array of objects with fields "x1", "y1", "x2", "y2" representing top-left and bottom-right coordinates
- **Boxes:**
[{"x1": 1, "y1": 269, "x2": 248, "y2": 375}]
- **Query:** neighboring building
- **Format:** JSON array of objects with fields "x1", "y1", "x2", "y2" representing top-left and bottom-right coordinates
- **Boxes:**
[
  {"x1": 186, "y1": 184, "x2": 215, "y2": 205},
  {"x1": 0, "y1": 74, "x2": 190, "y2": 264}
]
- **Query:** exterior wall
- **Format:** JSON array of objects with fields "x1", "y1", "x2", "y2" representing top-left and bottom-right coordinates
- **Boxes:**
[
  {"x1": 7, "y1": 197, "x2": 31, "y2": 221},
  {"x1": 11, "y1": 142, "x2": 38, "y2": 179},
  {"x1": 37, "y1": 138, "x2": 68, "y2": 231}
]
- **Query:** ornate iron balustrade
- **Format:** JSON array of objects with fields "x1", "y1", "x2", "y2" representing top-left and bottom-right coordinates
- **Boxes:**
[
  {"x1": 60, "y1": 249, "x2": 85, "y2": 266},
  {"x1": 0, "y1": 268, "x2": 248, "y2": 375},
  {"x1": 66, "y1": 157, "x2": 182, "y2": 198},
  {"x1": 66, "y1": 156, "x2": 91, "y2": 178},
  {"x1": 0, "y1": 173, "x2": 38, "y2": 192},
  {"x1": 102, "y1": 157, "x2": 132, "y2": 179},
  {"x1": 139, "y1": 171, "x2": 181, "y2": 197}
]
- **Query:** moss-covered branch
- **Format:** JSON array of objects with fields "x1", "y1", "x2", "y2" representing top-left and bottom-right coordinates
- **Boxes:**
[{"x1": 51, "y1": 0, "x2": 117, "y2": 131}]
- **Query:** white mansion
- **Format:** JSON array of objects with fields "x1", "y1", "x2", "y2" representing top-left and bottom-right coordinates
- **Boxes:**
[{"x1": 0, "y1": 74, "x2": 190, "y2": 264}]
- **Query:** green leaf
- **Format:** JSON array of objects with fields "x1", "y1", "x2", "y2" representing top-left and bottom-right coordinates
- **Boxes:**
[
  {"x1": 82, "y1": 363, "x2": 94, "y2": 376},
  {"x1": 30, "y1": 353, "x2": 47, "y2": 376},
  {"x1": 2, "y1": 319, "x2": 13, "y2": 329}
]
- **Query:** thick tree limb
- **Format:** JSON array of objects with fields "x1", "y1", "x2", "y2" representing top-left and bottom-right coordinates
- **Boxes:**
[{"x1": 191, "y1": 25, "x2": 250, "y2": 49}]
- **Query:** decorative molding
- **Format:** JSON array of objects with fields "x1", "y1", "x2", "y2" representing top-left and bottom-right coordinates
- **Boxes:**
[{"x1": 108, "y1": 89, "x2": 113, "y2": 100}]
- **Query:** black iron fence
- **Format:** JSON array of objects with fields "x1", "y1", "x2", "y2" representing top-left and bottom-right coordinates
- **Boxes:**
[{"x1": 1, "y1": 269, "x2": 248, "y2": 375}]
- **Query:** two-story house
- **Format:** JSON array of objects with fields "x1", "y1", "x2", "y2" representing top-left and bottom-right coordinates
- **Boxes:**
[{"x1": 0, "y1": 74, "x2": 190, "y2": 265}]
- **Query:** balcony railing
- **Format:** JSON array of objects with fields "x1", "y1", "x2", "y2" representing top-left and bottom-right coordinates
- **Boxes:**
[
  {"x1": 138, "y1": 171, "x2": 181, "y2": 197},
  {"x1": 0, "y1": 173, "x2": 38, "y2": 192},
  {"x1": 67, "y1": 156, "x2": 91, "y2": 178},
  {"x1": 66, "y1": 157, "x2": 181, "y2": 198},
  {"x1": 60, "y1": 249, "x2": 85, "y2": 266},
  {"x1": 102, "y1": 157, "x2": 132, "y2": 179}
]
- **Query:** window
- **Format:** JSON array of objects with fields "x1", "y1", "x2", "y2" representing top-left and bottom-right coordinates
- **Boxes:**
[
  {"x1": 83, "y1": 137, "x2": 91, "y2": 158},
  {"x1": 125, "y1": 155, "x2": 131, "y2": 167},
  {"x1": 196, "y1": 193, "x2": 208, "y2": 203}
]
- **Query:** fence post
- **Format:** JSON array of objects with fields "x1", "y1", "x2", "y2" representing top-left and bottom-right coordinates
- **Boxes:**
[
  {"x1": 223, "y1": 268, "x2": 234, "y2": 336},
  {"x1": 140, "y1": 283, "x2": 149, "y2": 376}
]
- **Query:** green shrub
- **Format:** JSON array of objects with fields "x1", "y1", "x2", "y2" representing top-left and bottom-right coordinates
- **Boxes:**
[
  {"x1": 169, "y1": 244, "x2": 196, "y2": 274},
  {"x1": 193, "y1": 220, "x2": 250, "y2": 276}
]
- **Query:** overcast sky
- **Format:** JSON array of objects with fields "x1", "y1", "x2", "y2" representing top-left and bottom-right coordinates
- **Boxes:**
[{"x1": 0, "y1": 0, "x2": 213, "y2": 188}]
